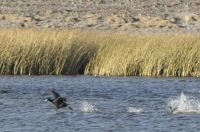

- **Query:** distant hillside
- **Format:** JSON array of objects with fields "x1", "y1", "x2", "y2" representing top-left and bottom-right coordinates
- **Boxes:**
[{"x1": 0, "y1": 0, "x2": 200, "y2": 33}]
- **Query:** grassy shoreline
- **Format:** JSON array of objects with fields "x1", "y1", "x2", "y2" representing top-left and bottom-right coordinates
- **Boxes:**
[{"x1": 0, "y1": 29, "x2": 199, "y2": 77}]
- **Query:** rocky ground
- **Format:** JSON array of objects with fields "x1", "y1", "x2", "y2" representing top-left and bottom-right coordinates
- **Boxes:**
[{"x1": 0, "y1": 0, "x2": 200, "y2": 33}]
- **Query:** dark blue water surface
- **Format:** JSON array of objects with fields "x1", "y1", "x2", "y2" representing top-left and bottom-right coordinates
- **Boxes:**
[{"x1": 0, "y1": 76, "x2": 200, "y2": 132}]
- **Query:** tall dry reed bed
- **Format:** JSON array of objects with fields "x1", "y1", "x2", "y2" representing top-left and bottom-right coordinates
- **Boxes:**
[
  {"x1": 0, "y1": 29, "x2": 199, "y2": 77},
  {"x1": 0, "y1": 29, "x2": 98, "y2": 75}
]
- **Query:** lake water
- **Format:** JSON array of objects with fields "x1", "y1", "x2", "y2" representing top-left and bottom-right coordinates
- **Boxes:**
[{"x1": 0, "y1": 76, "x2": 200, "y2": 132}]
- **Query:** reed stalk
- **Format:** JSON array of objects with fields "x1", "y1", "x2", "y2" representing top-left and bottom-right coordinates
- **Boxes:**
[{"x1": 0, "y1": 29, "x2": 199, "y2": 77}]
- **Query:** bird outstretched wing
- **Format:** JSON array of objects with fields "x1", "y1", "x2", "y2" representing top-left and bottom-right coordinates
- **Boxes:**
[{"x1": 51, "y1": 89, "x2": 61, "y2": 99}]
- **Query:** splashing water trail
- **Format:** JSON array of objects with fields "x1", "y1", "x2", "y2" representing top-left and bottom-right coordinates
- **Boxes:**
[
  {"x1": 81, "y1": 101, "x2": 98, "y2": 113},
  {"x1": 127, "y1": 107, "x2": 143, "y2": 113},
  {"x1": 168, "y1": 92, "x2": 200, "y2": 114}
]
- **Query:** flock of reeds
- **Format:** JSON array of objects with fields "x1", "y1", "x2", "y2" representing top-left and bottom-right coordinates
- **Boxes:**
[{"x1": 0, "y1": 29, "x2": 199, "y2": 77}]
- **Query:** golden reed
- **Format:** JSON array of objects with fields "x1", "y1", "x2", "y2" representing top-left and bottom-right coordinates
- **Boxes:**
[{"x1": 0, "y1": 29, "x2": 199, "y2": 77}]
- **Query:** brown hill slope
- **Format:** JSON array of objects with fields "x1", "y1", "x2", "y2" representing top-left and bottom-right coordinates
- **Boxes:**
[{"x1": 0, "y1": 0, "x2": 200, "y2": 33}]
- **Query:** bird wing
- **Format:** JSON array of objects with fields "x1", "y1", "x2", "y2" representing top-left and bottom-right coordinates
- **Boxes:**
[{"x1": 51, "y1": 89, "x2": 61, "y2": 99}]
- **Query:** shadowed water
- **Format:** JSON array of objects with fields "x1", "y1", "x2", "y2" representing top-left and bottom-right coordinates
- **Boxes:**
[{"x1": 0, "y1": 76, "x2": 200, "y2": 132}]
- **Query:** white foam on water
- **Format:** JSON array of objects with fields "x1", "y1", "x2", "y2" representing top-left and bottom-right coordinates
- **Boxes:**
[
  {"x1": 81, "y1": 101, "x2": 98, "y2": 113},
  {"x1": 168, "y1": 92, "x2": 200, "y2": 114},
  {"x1": 127, "y1": 107, "x2": 143, "y2": 113}
]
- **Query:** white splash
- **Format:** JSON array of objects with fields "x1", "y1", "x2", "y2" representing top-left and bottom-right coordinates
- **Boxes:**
[
  {"x1": 168, "y1": 92, "x2": 200, "y2": 114},
  {"x1": 127, "y1": 107, "x2": 143, "y2": 113},
  {"x1": 81, "y1": 101, "x2": 98, "y2": 113}
]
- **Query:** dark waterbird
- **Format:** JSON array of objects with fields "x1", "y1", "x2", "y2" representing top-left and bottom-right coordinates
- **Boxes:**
[{"x1": 45, "y1": 89, "x2": 73, "y2": 111}]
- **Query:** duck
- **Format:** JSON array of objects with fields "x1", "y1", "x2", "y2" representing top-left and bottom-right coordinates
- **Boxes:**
[{"x1": 45, "y1": 89, "x2": 73, "y2": 110}]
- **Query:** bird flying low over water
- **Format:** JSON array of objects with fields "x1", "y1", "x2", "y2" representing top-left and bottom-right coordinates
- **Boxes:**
[{"x1": 45, "y1": 89, "x2": 73, "y2": 111}]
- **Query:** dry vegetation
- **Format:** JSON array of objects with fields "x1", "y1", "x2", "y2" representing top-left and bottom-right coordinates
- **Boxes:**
[
  {"x1": 0, "y1": 29, "x2": 199, "y2": 77},
  {"x1": 0, "y1": 29, "x2": 98, "y2": 75}
]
